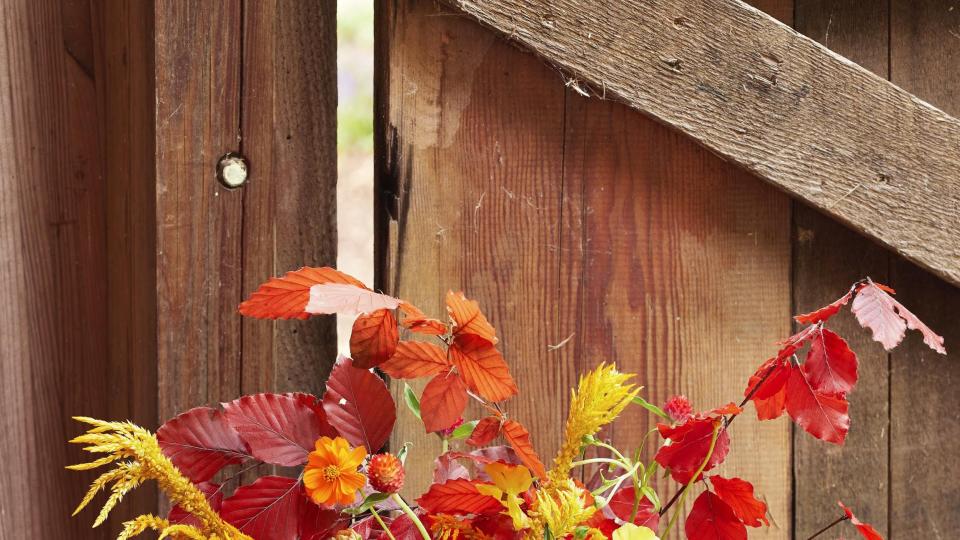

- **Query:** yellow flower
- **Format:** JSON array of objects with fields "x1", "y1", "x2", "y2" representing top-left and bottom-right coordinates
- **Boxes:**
[
  {"x1": 526, "y1": 479, "x2": 596, "y2": 539},
  {"x1": 550, "y1": 363, "x2": 638, "y2": 484},
  {"x1": 476, "y1": 463, "x2": 534, "y2": 530},
  {"x1": 304, "y1": 436, "x2": 367, "y2": 506},
  {"x1": 331, "y1": 530, "x2": 362, "y2": 540},
  {"x1": 612, "y1": 523, "x2": 659, "y2": 540}
]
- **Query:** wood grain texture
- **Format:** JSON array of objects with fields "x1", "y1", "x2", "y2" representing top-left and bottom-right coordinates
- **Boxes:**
[
  {"x1": 791, "y1": 1, "x2": 892, "y2": 536},
  {"x1": 240, "y1": 0, "x2": 338, "y2": 396},
  {"x1": 889, "y1": 1, "x2": 960, "y2": 535},
  {"x1": 0, "y1": 0, "x2": 156, "y2": 537},
  {"x1": 377, "y1": 0, "x2": 570, "y2": 497},
  {"x1": 155, "y1": 1, "x2": 244, "y2": 420},
  {"x1": 447, "y1": 0, "x2": 960, "y2": 288},
  {"x1": 561, "y1": 95, "x2": 791, "y2": 538}
]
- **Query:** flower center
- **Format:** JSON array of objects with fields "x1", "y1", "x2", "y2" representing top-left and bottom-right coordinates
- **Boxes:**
[{"x1": 322, "y1": 465, "x2": 341, "y2": 482}]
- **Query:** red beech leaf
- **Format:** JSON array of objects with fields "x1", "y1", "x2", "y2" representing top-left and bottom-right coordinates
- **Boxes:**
[
  {"x1": 449, "y1": 334, "x2": 517, "y2": 402},
  {"x1": 794, "y1": 289, "x2": 854, "y2": 324},
  {"x1": 420, "y1": 370, "x2": 469, "y2": 433},
  {"x1": 804, "y1": 328, "x2": 858, "y2": 395},
  {"x1": 501, "y1": 420, "x2": 546, "y2": 480},
  {"x1": 350, "y1": 309, "x2": 400, "y2": 369},
  {"x1": 389, "y1": 509, "x2": 429, "y2": 539},
  {"x1": 852, "y1": 281, "x2": 945, "y2": 354},
  {"x1": 157, "y1": 406, "x2": 251, "y2": 482},
  {"x1": 434, "y1": 452, "x2": 471, "y2": 484},
  {"x1": 284, "y1": 392, "x2": 338, "y2": 438},
  {"x1": 784, "y1": 364, "x2": 849, "y2": 445},
  {"x1": 709, "y1": 476, "x2": 769, "y2": 527},
  {"x1": 685, "y1": 490, "x2": 747, "y2": 540},
  {"x1": 239, "y1": 267, "x2": 366, "y2": 320},
  {"x1": 222, "y1": 393, "x2": 327, "y2": 466},
  {"x1": 446, "y1": 291, "x2": 498, "y2": 344},
  {"x1": 322, "y1": 357, "x2": 396, "y2": 452},
  {"x1": 839, "y1": 501, "x2": 884, "y2": 540},
  {"x1": 608, "y1": 488, "x2": 660, "y2": 529},
  {"x1": 299, "y1": 501, "x2": 345, "y2": 540},
  {"x1": 379, "y1": 341, "x2": 450, "y2": 379},
  {"x1": 220, "y1": 476, "x2": 302, "y2": 540},
  {"x1": 745, "y1": 358, "x2": 791, "y2": 421},
  {"x1": 398, "y1": 302, "x2": 447, "y2": 336},
  {"x1": 466, "y1": 416, "x2": 502, "y2": 446},
  {"x1": 306, "y1": 283, "x2": 401, "y2": 316},
  {"x1": 415, "y1": 479, "x2": 502, "y2": 515},
  {"x1": 655, "y1": 418, "x2": 730, "y2": 483},
  {"x1": 168, "y1": 481, "x2": 222, "y2": 526}
]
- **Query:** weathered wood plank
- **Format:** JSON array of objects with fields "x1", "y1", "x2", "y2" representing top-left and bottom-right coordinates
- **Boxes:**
[
  {"x1": 791, "y1": 1, "x2": 891, "y2": 536},
  {"x1": 889, "y1": 1, "x2": 960, "y2": 535},
  {"x1": 448, "y1": 0, "x2": 960, "y2": 287},
  {"x1": 561, "y1": 93, "x2": 793, "y2": 537},
  {"x1": 93, "y1": 0, "x2": 160, "y2": 528},
  {"x1": 377, "y1": 0, "x2": 570, "y2": 497},
  {"x1": 155, "y1": 1, "x2": 244, "y2": 420},
  {"x1": 240, "y1": 0, "x2": 339, "y2": 396}
]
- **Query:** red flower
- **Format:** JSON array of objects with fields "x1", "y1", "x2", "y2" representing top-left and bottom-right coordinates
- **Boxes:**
[
  {"x1": 368, "y1": 453, "x2": 405, "y2": 493},
  {"x1": 664, "y1": 395, "x2": 694, "y2": 422}
]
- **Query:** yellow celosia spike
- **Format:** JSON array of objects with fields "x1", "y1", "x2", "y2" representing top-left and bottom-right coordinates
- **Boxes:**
[{"x1": 68, "y1": 417, "x2": 253, "y2": 540}]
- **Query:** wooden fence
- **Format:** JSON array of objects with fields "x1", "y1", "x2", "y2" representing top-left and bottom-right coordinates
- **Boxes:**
[{"x1": 0, "y1": 0, "x2": 955, "y2": 538}]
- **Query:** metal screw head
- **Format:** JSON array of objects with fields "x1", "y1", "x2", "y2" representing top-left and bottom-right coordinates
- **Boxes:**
[{"x1": 216, "y1": 152, "x2": 248, "y2": 188}]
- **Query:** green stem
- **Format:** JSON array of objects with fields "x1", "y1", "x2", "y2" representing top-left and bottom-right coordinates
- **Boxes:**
[
  {"x1": 662, "y1": 423, "x2": 720, "y2": 538},
  {"x1": 391, "y1": 493, "x2": 430, "y2": 540},
  {"x1": 593, "y1": 462, "x2": 641, "y2": 509},
  {"x1": 571, "y1": 457, "x2": 629, "y2": 469},
  {"x1": 370, "y1": 508, "x2": 396, "y2": 540},
  {"x1": 806, "y1": 515, "x2": 849, "y2": 540},
  {"x1": 594, "y1": 441, "x2": 630, "y2": 463},
  {"x1": 441, "y1": 437, "x2": 449, "y2": 454}
]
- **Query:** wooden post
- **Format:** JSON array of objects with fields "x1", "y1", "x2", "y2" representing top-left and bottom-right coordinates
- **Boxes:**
[{"x1": 0, "y1": 0, "x2": 338, "y2": 536}]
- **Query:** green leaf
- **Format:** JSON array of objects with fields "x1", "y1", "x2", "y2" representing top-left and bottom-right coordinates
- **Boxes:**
[
  {"x1": 450, "y1": 420, "x2": 479, "y2": 440},
  {"x1": 396, "y1": 441, "x2": 411, "y2": 464},
  {"x1": 573, "y1": 526, "x2": 591, "y2": 540},
  {"x1": 632, "y1": 395, "x2": 668, "y2": 419},
  {"x1": 403, "y1": 383, "x2": 421, "y2": 420},
  {"x1": 641, "y1": 485, "x2": 660, "y2": 511},
  {"x1": 343, "y1": 492, "x2": 391, "y2": 515}
]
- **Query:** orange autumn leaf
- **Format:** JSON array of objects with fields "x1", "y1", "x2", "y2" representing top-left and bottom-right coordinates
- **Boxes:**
[
  {"x1": 467, "y1": 416, "x2": 502, "y2": 447},
  {"x1": 446, "y1": 291, "x2": 498, "y2": 344},
  {"x1": 449, "y1": 334, "x2": 517, "y2": 403},
  {"x1": 239, "y1": 267, "x2": 367, "y2": 320},
  {"x1": 416, "y1": 478, "x2": 503, "y2": 516},
  {"x1": 501, "y1": 420, "x2": 546, "y2": 480},
  {"x1": 398, "y1": 302, "x2": 447, "y2": 336},
  {"x1": 350, "y1": 309, "x2": 399, "y2": 369},
  {"x1": 379, "y1": 341, "x2": 450, "y2": 379},
  {"x1": 421, "y1": 370, "x2": 469, "y2": 433}
]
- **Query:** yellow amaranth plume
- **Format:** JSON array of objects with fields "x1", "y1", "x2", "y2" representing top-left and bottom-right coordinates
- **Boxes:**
[
  {"x1": 67, "y1": 417, "x2": 251, "y2": 540},
  {"x1": 525, "y1": 479, "x2": 599, "y2": 539},
  {"x1": 549, "y1": 363, "x2": 639, "y2": 485}
]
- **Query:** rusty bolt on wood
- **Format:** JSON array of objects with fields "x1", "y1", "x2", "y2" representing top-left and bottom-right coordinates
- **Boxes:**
[{"x1": 216, "y1": 152, "x2": 248, "y2": 189}]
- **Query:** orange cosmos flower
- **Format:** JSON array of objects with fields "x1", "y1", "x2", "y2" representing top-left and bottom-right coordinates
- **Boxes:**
[{"x1": 303, "y1": 436, "x2": 367, "y2": 507}]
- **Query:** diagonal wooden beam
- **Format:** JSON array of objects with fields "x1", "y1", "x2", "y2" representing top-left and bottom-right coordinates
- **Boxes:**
[{"x1": 447, "y1": 0, "x2": 960, "y2": 287}]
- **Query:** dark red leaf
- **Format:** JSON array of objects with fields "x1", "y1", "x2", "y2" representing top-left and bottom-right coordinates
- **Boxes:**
[
  {"x1": 709, "y1": 476, "x2": 769, "y2": 527},
  {"x1": 350, "y1": 309, "x2": 399, "y2": 369},
  {"x1": 804, "y1": 328, "x2": 858, "y2": 395},
  {"x1": 157, "y1": 406, "x2": 250, "y2": 482},
  {"x1": 322, "y1": 357, "x2": 396, "y2": 452},
  {"x1": 466, "y1": 416, "x2": 502, "y2": 446},
  {"x1": 655, "y1": 418, "x2": 730, "y2": 483},
  {"x1": 415, "y1": 479, "x2": 502, "y2": 515},
  {"x1": 220, "y1": 476, "x2": 302, "y2": 540},
  {"x1": 222, "y1": 393, "x2": 326, "y2": 466},
  {"x1": 784, "y1": 364, "x2": 850, "y2": 445},
  {"x1": 608, "y1": 488, "x2": 660, "y2": 529},
  {"x1": 299, "y1": 500, "x2": 346, "y2": 540},
  {"x1": 168, "y1": 481, "x2": 222, "y2": 526},
  {"x1": 420, "y1": 370, "x2": 469, "y2": 433},
  {"x1": 839, "y1": 501, "x2": 884, "y2": 540},
  {"x1": 745, "y1": 357, "x2": 791, "y2": 421},
  {"x1": 685, "y1": 490, "x2": 747, "y2": 540},
  {"x1": 434, "y1": 452, "x2": 471, "y2": 484}
]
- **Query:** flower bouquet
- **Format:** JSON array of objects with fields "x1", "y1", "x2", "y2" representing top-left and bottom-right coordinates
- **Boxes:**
[{"x1": 68, "y1": 267, "x2": 944, "y2": 539}]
